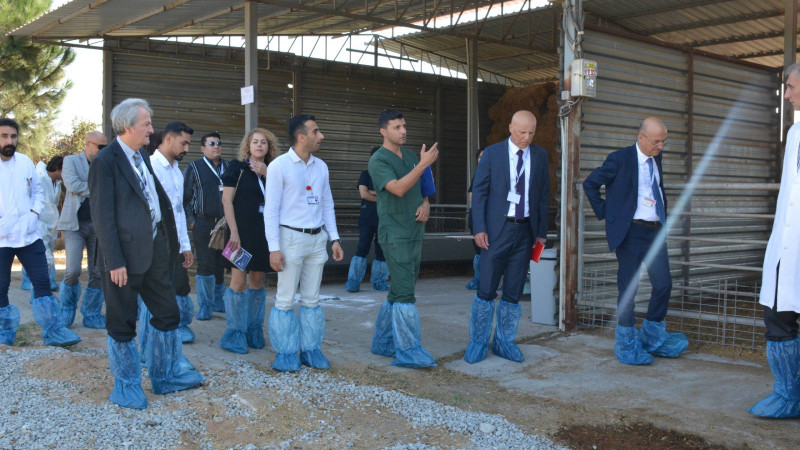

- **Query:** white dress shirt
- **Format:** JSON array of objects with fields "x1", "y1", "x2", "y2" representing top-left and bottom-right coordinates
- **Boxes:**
[
  {"x1": 151, "y1": 150, "x2": 190, "y2": 252},
  {"x1": 632, "y1": 143, "x2": 663, "y2": 222},
  {"x1": 506, "y1": 138, "x2": 531, "y2": 218},
  {"x1": 34, "y1": 161, "x2": 61, "y2": 238},
  {"x1": 118, "y1": 137, "x2": 162, "y2": 226},
  {"x1": 0, "y1": 152, "x2": 44, "y2": 248},
  {"x1": 264, "y1": 147, "x2": 340, "y2": 251}
]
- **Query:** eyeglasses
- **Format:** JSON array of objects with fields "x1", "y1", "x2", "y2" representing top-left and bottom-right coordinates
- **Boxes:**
[
  {"x1": 642, "y1": 134, "x2": 669, "y2": 148},
  {"x1": 97, "y1": 144, "x2": 106, "y2": 150},
  {"x1": 88, "y1": 141, "x2": 105, "y2": 147},
  {"x1": 205, "y1": 141, "x2": 222, "y2": 147}
]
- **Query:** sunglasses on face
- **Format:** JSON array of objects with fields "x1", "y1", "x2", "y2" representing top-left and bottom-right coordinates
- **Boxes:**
[
  {"x1": 205, "y1": 141, "x2": 222, "y2": 147},
  {"x1": 97, "y1": 144, "x2": 106, "y2": 150}
]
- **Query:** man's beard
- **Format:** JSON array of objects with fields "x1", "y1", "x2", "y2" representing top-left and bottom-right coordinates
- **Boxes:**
[
  {"x1": 175, "y1": 152, "x2": 187, "y2": 162},
  {"x1": 0, "y1": 145, "x2": 16, "y2": 157}
]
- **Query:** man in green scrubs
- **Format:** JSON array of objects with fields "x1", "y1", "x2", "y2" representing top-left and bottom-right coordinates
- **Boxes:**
[{"x1": 368, "y1": 109, "x2": 439, "y2": 368}]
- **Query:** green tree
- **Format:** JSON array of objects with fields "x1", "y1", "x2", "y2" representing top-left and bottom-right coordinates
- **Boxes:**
[
  {"x1": 52, "y1": 119, "x2": 100, "y2": 159},
  {"x1": 0, "y1": 0, "x2": 74, "y2": 161}
]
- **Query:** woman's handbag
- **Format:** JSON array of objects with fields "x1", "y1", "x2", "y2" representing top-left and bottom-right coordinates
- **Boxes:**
[{"x1": 208, "y1": 169, "x2": 243, "y2": 250}]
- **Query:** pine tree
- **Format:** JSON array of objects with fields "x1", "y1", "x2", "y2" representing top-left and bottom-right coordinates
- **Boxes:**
[{"x1": 0, "y1": 0, "x2": 74, "y2": 161}]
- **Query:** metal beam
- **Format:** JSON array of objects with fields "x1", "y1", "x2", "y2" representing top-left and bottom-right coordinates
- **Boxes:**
[
  {"x1": 605, "y1": 0, "x2": 733, "y2": 21},
  {"x1": 100, "y1": 0, "x2": 194, "y2": 36},
  {"x1": 151, "y1": 4, "x2": 245, "y2": 36},
  {"x1": 244, "y1": 1, "x2": 259, "y2": 132},
  {"x1": 465, "y1": 37, "x2": 479, "y2": 198},
  {"x1": 689, "y1": 30, "x2": 792, "y2": 48},
  {"x1": 647, "y1": 9, "x2": 783, "y2": 35},
  {"x1": 31, "y1": 0, "x2": 112, "y2": 38}
]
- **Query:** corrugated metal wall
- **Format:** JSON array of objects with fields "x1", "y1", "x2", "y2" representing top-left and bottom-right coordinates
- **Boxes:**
[{"x1": 578, "y1": 30, "x2": 781, "y2": 349}]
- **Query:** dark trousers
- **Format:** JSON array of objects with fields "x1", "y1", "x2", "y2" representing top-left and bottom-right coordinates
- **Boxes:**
[
  {"x1": 764, "y1": 262, "x2": 799, "y2": 342},
  {"x1": 355, "y1": 218, "x2": 384, "y2": 261},
  {"x1": 172, "y1": 253, "x2": 191, "y2": 297},
  {"x1": 477, "y1": 221, "x2": 532, "y2": 304},
  {"x1": 615, "y1": 222, "x2": 672, "y2": 327},
  {"x1": 0, "y1": 239, "x2": 50, "y2": 307},
  {"x1": 102, "y1": 226, "x2": 179, "y2": 342},
  {"x1": 193, "y1": 215, "x2": 225, "y2": 283},
  {"x1": 383, "y1": 239, "x2": 422, "y2": 304}
]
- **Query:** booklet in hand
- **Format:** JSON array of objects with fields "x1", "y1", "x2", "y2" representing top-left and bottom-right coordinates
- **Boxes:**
[{"x1": 222, "y1": 240, "x2": 252, "y2": 271}]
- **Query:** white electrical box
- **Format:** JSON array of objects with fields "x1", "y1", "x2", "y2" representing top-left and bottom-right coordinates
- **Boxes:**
[{"x1": 570, "y1": 59, "x2": 597, "y2": 98}]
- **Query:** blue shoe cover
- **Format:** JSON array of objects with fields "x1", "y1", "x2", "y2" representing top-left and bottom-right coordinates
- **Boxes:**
[
  {"x1": 245, "y1": 288, "x2": 266, "y2": 349},
  {"x1": 370, "y1": 259, "x2": 390, "y2": 291},
  {"x1": 146, "y1": 329, "x2": 204, "y2": 395},
  {"x1": 269, "y1": 307, "x2": 301, "y2": 372},
  {"x1": 195, "y1": 275, "x2": 214, "y2": 320},
  {"x1": 371, "y1": 300, "x2": 395, "y2": 357},
  {"x1": 212, "y1": 282, "x2": 226, "y2": 313},
  {"x1": 108, "y1": 337, "x2": 147, "y2": 409},
  {"x1": 21, "y1": 268, "x2": 32, "y2": 290},
  {"x1": 137, "y1": 296, "x2": 151, "y2": 364},
  {"x1": 641, "y1": 319, "x2": 688, "y2": 358},
  {"x1": 0, "y1": 304, "x2": 21, "y2": 345},
  {"x1": 219, "y1": 289, "x2": 248, "y2": 354},
  {"x1": 465, "y1": 295, "x2": 494, "y2": 364},
  {"x1": 299, "y1": 306, "x2": 330, "y2": 369},
  {"x1": 58, "y1": 281, "x2": 81, "y2": 327},
  {"x1": 391, "y1": 303, "x2": 436, "y2": 368},
  {"x1": 614, "y1": 325, "x2": 654, "y2": 365},
  {"x1": 81, "y1": 287, "x2": 106, "y2": 329},
  {"x1": 491, "y1": 300, "x2": 524, "y2": 362},
  {"x1": 176, "y1": 295, "x2": 195, "y2": 343},
  {"x1": 465, "y1": 255, "x2": 480, "y2": 290},
  {"x1": 32, "y1": 295, "x2": 81, "y2": 346},
  {"x1": 345, "y1": 256, "x2": 367, "y2": 292},
  {"x1": 48, "y1": 261, "x2": 58, "y2": 291},
  {"x1": 748, "y1": 337, "x2": 800, "y2": 418}
]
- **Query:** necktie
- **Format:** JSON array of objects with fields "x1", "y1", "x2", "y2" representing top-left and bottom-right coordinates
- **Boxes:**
[
  {"x1": 515, "y1": 149, "x2": 525, "y2": 220},
  {"x1": 647, "y1": 158, "x2": 666, "y2": 224},
  {"x1": 133, "y1": 151, "x2": 157, "y2": 236}
]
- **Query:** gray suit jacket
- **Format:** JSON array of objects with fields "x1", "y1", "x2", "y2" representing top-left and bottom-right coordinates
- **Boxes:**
[
  {"x1": 56, "y1": 151, "x2": 91, "y2": 231},
  {"x1": 88, "y1": 139, "x2": 179, "y2": 275}
]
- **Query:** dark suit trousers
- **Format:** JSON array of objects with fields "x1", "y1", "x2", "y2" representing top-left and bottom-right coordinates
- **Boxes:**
[
  {"x1": 102, "y1": 224, "x2": 180, "y2": 342},
  {"x1": 615, "y1": 222, "x2": 672, "y2": 327},
  {"x1": 764, "y1": 263, "x2": 799, "y2": 342},
  {"x1": 192, "y1": 215, "x2": 225, "y2": 283},
  {"x1": 477, "y1": 221, "x2": 532, "y2": 304}
]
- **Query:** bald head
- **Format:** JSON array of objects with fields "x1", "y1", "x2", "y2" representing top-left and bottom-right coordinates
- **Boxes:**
[
  {"x1": 508, "y1": 110, "x2": 537, "y2": 150},
  {"x1": 85, "y1": 131, "x2": 108, "y2": 161},
  {"x1": 637, "y1": 117, "x2": 668, "y2": 157}
]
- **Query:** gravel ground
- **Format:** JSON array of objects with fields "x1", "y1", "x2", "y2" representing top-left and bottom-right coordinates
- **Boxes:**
[{"x1": 0, "y1": 346, "x2": 564, "y2": 449}]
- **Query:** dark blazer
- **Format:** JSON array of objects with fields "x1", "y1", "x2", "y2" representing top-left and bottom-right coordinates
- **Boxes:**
[
  {"x1": 583, "y1": 144, "x2": 667, "y2": 251},
  {"x1": 472, "y1": 139, "x2": 550, "y2": 242},
  {"x1": 88, "y1": 138, "x2": 179, "y2": 275}
]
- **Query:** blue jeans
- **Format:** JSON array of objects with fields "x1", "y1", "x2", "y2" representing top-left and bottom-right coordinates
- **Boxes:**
[
  {"x1": 0, "y1": 239, "x2": 51, "y2": 307},
  {"x1": 356, "y1": 218, "x2": 384, "y2": 261},
  {"x1": 63, "y1": 220, "x2": 101, "y2": 288}
]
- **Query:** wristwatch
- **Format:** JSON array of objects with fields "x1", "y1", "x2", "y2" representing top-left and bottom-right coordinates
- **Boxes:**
[{"x1": 331, "y1": 239, "x2": 341, "y2": 245}]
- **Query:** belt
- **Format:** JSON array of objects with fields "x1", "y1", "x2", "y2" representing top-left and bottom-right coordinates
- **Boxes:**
[
  {"x1": 506, "y1": 216, "x2": 530, "y2": 224},
  {"x1": 281, "y1": 224, "x2": 323, "y2": 235},
  {"x1": 632, "y1": 219, "x2": 661, "y2": 228}
]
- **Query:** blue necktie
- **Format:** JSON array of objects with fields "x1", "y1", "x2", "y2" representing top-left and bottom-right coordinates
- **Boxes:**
[
  {"x1": 515, "y1": 149, "x2": 525, "y2": 220},
  {"x1": 647, "y1": 158, "x2": 665, "y2": 224}
]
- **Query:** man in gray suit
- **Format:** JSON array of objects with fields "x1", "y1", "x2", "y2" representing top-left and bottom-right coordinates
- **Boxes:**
[
  {"x1": 57, "y1": 130, "x2": 107, "y2": 329},
  {"x1": 89, "y1": 98, "x2": 203, "y2": 410}
]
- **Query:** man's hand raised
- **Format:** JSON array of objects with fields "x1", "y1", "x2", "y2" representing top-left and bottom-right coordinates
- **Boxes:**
[{"x1": 419, "y1": 142, "x2": 439, "y2": 168}]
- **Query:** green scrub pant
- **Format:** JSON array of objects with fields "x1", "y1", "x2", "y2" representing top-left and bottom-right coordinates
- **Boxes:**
[{"x1": 383, "y1": 239, "x2": 422, "y2": 304}]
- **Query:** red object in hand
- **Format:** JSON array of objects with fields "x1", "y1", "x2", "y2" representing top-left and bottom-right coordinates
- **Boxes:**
[{"x1": 531, "y1": 242, "x2": 545, "y2": 263}]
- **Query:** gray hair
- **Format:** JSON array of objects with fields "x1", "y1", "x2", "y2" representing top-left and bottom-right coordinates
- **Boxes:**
[
  {"x1": 110, "y1": 98, "x2": 152, "y2": 135},
  {"x1": 786, "y1": 63, "x2": 800, "y2": 82}
]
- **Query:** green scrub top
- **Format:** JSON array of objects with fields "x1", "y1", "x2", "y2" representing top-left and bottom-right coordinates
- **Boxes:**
[{"x1": 368, "y1": 146, "x2": 425, "y2": 244}]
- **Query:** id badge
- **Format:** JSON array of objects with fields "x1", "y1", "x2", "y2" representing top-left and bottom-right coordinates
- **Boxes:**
[
  {"x1": 643, "y1": 197, "x2": 656, "y2": 208},
  {"x1": 258, "y1": 204, "x2": 265, "y2": 213},
  {"x1": 219, "y1": 185, "x2": 224, "y2": 192},
  {"x1": 507, "y1": 190, "x2": 521, "y2": 204},
  {"x1": 307, "y1": 195, "x2": 319, "y2": 205}
]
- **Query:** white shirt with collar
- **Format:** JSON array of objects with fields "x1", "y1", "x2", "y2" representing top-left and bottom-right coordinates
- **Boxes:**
[
  {"x1": 506, "y1": 138, "x2": 531, "y2": 218},
  {"x1": 264, "y1": 147, "x2": 340, "y2": 251},
  {"x1": 632, "y1": 142, "x2": 663, "y2": 222},
  {"x1": 118, "y1": 136, "x2": 162, "y2": 225},
  {"x1": 151, "y1": 150, "x2": 190, "y2": 252},
  {"x1": 0, "y1": 152, "x2": 45, "y2": 248}
]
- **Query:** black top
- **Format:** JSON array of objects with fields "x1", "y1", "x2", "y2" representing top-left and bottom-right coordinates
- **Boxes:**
[
  {"x1": 358, "y1": 170, "x2": 378, "y2": 223},
  {"x1": 183, "y1": 157, "x2": 229, "y2": 223},
  {"x1": 221, "y1": 159, "x2": 269, "y2": 272}
]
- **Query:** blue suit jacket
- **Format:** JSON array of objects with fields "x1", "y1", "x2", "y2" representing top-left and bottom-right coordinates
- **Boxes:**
[
  {"x1": 472, "y1": 139, "x2": 550, "y2": 242},
  {"x1": 583, "y1": 144, "x2": 667, "y2": 251}
]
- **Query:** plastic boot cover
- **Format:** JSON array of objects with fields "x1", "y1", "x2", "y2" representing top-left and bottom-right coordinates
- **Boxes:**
[
  {"x1": 748, "y1": 336, "x2": 800, "y2": 418},
  {"x1": 0, "y1": 304, "x2": 20, "y2": 345},
  {"x1": 212, "y1": 282, "x2": 226, "y2": 313},
  {"x1": 299, "y1": 306, "x2": 330, "y2": 369},
  {"x1": 137, "y1": 296, "x2": 151, "y2": 364},
  {"x1": 176, "y1": 295, "x2": 195, "y2": 343},
  {"x1": 146, "y1": 329, "x2": 204, "y2": 395},
  {"x1": 58, "y1": 280, "x2": 81, "y2": 327},
  {"x1": 107, "y1": 337, "x2": 147, "y2": 409},
  {"x1": 32, "y1": 295, "x2": 81, "y2": 346},
  {"x1": 218, "y1": 289, "x2": 248, "y2": 354},
  {"x1": 391, "y1": 303, "x2": 436, "y2": 368},
  {"x1": 640, "y1": 319, "x2": 689, "y2": 358},
  {"x1": 245, "y1": 288, "x2": 266, "y2": 349},
  {"x1": 195, "y1": 275, "x2": 214, "y2": 320},
  {"x1": 345, "y1": 256, "x2": 367, "y2": 292},
  {"x1": 20, "y1": 267, "x2": 32, "y2": 290},
  {"x1": 614, "y1": 325, "x2": 654, "y2": 365},
  {"x1": 81, "y1": 287, "x2": 106, "y2": 329},
  {"x1": 48, "y1": 261, "x2": 58, "y2": 291},
  {"x1": 464, "y1": 295, "x2": 495, "y2": 364},
  {"x1": 465, "y1": 255, "x2": 481, "y2": 290},
  {"x1": 371, "y1": 300, "x2": 395, "y2": 357},
  {"x1": 370, "y1": 260, "x2": 390, "y2": 291},
  {"x1": 268, "y1": 307, "x2": 301, "y2": 372},
  {"x1": 491, "y1": 300, "x2": 524, "y2": 362}
]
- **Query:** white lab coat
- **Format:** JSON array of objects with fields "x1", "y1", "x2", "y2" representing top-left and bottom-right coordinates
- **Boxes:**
[
  {"x1": 0, "y1": 152, "x2": 44, "y2": 248},
  {"x1": 760, "y1": 121, "x2": 800, "y2": 312},
  {"x1": 35, "y1": 161, "x2": 61, "y2": 265}
]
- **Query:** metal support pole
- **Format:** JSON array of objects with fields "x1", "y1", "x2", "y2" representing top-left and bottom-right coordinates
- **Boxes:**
[
  {"x1": 466, "y1": 37, "x2": 479, "y2": 190},
  {"x1": 682, "y1": 50, "x2": 695, "y2": 301},
  {"x1": 102, "y1": 49, "x2": 113, "y2": 139},
  {"x1": 784, "y1": 0, "x2": 798, "y2": 145},
  {"x1": 244, "y1": 0, "x2": 259, "y2": 132}
]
